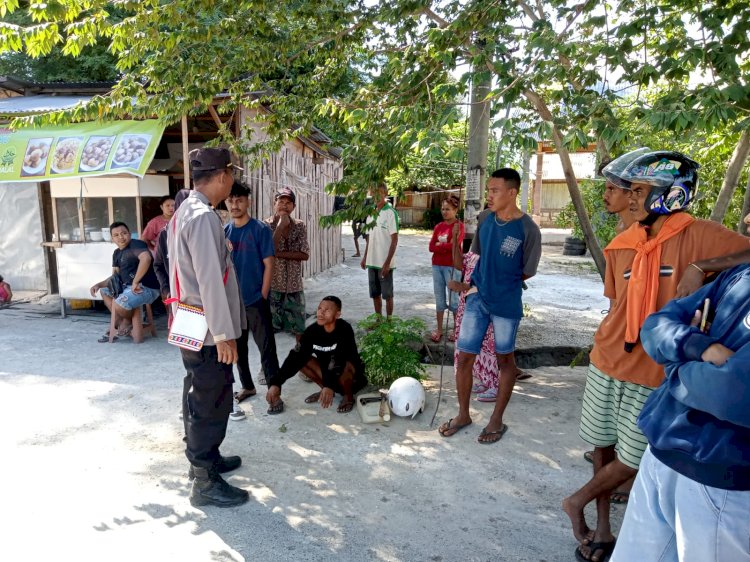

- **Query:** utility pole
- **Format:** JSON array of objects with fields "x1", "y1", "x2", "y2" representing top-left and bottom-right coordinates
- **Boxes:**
[{"x1": 463, "y1": 70, "x2": 491, "y2": 252}]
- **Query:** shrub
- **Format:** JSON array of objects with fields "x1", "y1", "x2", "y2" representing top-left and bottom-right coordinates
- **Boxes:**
[
  {"x1": 357, "y1": 314, "x2": 427, "y2": 388},
  {"x1": 555, "y1": 179, "x2": 620, "y2": 247}
]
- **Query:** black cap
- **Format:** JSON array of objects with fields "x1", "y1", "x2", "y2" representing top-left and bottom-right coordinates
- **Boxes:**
[
  {"x1": 188, "y1": 147, "x2": 243, "y2": 173},
  {"x1": 275, "y1": 187, "x2": 296, "y2": 205}
]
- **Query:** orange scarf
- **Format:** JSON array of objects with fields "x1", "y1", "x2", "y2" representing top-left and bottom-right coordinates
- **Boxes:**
[{"x1": 605, "y1": 213, "x2": 695, "y2": 350}]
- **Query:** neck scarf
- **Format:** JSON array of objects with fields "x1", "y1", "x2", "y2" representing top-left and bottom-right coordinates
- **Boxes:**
[{"x1": 605, "y1": 212, "x2": 695, "y2": 351}]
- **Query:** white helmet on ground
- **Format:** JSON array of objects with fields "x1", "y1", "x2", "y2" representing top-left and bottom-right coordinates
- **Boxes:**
[{"x1": 388, "y1": 377, "x2": 425, "y2": 419}]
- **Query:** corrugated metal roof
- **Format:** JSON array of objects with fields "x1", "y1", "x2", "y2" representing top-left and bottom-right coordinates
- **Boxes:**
[{"x1": 0, "y1": 95, "x2": 93, "y2": 116}]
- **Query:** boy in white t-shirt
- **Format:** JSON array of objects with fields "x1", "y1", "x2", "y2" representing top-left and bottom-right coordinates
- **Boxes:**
[{"x1": 360, "y1": 184, "x2": 399, "y2": 319}]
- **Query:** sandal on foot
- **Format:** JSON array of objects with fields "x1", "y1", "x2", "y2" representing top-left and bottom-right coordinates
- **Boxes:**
[
  {"x1": 471, "y1": 382, "x2": 488, "y2": 394},
  {"x1": 584, "y1": 450, "x2": 594, "y2": 464},
  {"x1": 515, "y1": 370, "x2": 532, "y2": 381},
  {"x1": 267, "y1": 400, "x2": 284, "y2": 415},
  {"x1": 476, "y1": 388, "x2": 497, "y2": 402},
  {"x1": 574, "y1": 540, "x2": 616, "y2": 562},
  {"x1": 477, "y1": 424, "x2": 508, "y2": 444},
  {"x1": 337, "y1": 399, "x2": 354, "y2": 413},
  {"x1": 304, "y1": 392, "x2": 321, "y2": 404},
  {"x1": 234, "y1": 389, "x2": 257, "y2": 403},
  {"x1": 98, "y1": 335, "x2": 118, "y2": 343},
  {"x1": 429, "y1": 330, "x2": 442, "y2": 343},
  {"x1": 438, "y1": 418, "x2": 472, "y2": 437},
  {"x1": 610, "y1": 491, "x2": 629, "y2": 504}
]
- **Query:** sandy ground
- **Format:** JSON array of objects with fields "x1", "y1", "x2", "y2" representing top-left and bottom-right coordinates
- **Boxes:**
[{"x1": 0, "y1": 228, "x2": 623, "y2": 562}]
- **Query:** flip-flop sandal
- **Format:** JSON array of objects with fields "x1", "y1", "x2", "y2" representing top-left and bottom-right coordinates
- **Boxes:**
[
  {"x1": 337, "y1": 400, "x2": 354, "y2": 413},
  {"x1": 471, "y1": 382, "x2": 488, "y2": 394},
  {"x1": 610, "y1": 491, "x2": 629, "y2": 504},
  {"x1": 574, "y1": 540, "x2": 616, "y2": 562},
  {"x1": 304, "y1": 392, "x2": 321, "y2": 404},
  {"x1": 476, "y1": 388, "x2": 497, "y2": 402},
  {"x1": 267, "y1": 399, "x2": 284, "y2": 415},
  {"x1": 234, "y1": 389, "x2": 257, "y2": 403},
  {"x1": 429, "y1": 330, "x2": 442, "y2": 343},
  {"x1": 584, "y1": 450, "x2": 594, "y2": 464},
  {"x1": 477, "y1": 424, "x2": 508, "y2": 444},
  {"x1": 438, "y1": 418, "x2": 472, "y2": 437},
  {"x1": 515, "y1": 371, "x2": 532, "y2": 381},
  {"x1": 98, "y1": 335, "x2": 118, "y2": 343}
]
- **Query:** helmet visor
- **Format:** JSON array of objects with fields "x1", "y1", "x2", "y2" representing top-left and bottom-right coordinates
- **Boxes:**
[{"x1": 601, "y1": 147, "x2": 652, "y2": 191}]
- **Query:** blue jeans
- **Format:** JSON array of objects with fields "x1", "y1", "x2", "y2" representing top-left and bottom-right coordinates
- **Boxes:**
[
  {"x1": 612, "y1": 447, "x2": 750, "y2": 562},
  {"x1": 101, "y1": 285, "x2": 159, "y2": 310},
  {"x1": 456, "y1": 292, "x2": 520, "y2": 355},
  {"x1": 432, "y1": 265, "x2": 461, "y2": 313}
]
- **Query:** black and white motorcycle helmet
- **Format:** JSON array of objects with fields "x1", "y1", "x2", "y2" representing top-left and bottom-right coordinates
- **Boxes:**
[{"x1": 602, "y1": 148, "x2": 700, "y2": 215}]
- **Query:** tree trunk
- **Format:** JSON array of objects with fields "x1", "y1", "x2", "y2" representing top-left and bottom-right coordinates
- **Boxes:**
[
  {"x1": 710, "y1": 130, "x2": 750, "y2": 223},
  {"x1": 463, "y1": 69, "x2": 491, "y2": 251},
  {"x1": 739, "y1": 172, "x2": 750, "y2": 236},
  {"x1": 524, "y1": 89, "x2": 606, "y2": 279}
]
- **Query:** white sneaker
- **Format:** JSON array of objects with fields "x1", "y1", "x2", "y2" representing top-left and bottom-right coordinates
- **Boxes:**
[{"x1": 230, "y1": 401, "x2": 246, "y2": 421}]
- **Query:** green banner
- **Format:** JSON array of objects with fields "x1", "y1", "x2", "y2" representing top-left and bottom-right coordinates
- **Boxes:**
[{"x1": 0, "y1": 119, "x2": 165, "y2": 183}]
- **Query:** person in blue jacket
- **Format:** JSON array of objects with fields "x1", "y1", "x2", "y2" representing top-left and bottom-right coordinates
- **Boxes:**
[{"x1": 611, "y1": 264, "x2": 750, "y2": 562}]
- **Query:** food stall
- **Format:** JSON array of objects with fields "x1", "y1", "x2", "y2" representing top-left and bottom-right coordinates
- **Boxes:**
[{"x1": 0, "y1": 115, "x2": 168, "y2": 311}]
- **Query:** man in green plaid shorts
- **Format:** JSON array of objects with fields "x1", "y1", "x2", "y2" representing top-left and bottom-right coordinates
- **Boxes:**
[{"x1": 563, "y1": 149, "x2": 750, "y2": 562}]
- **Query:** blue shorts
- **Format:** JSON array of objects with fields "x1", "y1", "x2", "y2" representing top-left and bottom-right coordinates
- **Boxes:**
[
  {"x1": 101, "y1": 285, "x2": 159, "y2": 310},
  {"x1": 457, "y1": 292, "x2": 520, "y2": 355}
]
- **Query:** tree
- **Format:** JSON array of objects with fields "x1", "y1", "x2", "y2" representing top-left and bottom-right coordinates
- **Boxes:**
[{"x1": 2, "y1": 0, "x2": 749, "y2": 264}]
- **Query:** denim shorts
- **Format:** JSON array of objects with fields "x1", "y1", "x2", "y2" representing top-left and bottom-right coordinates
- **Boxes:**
[
  {"x1": 432, "y1": 265, "x2": 462, "y2": 313},
  {"x1": 457, "y1": 291, "x2": 520, "y2": 355},
  {"x1": 101, "y1": 285, "x2": 159, "y2": 310}
]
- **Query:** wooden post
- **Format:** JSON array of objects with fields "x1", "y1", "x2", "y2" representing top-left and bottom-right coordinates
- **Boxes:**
[
  {"x1": 533, "y1": 143, "x2": 544, "y2": 219},
  {"x1": 181, "y1": 115, "x2": 191, "y2": 189}
]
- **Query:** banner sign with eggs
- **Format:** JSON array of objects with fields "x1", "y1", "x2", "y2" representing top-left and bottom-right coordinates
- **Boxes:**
[{"x1": 0, "y1": 119, "x2": 165, "y2": 182}]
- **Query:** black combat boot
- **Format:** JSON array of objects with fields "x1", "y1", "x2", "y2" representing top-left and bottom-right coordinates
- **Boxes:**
[
  {"x1": 188, "y1": 455, "x2": 242, "y2": 480},
  {"x1": 189, "y1": 466, "x2": 249, "y2": 508}
]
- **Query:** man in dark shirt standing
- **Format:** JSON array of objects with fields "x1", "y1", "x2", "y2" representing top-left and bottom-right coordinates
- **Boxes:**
[
  {"x1": 265, "y1": 296, "x2": 367, "y2": 414},
  {"x1": 90, "y1": 221, "x2": 160, "y2": 343},
  {"x1": 224, "y1": 181, "x2": 280, "y2": 403}
]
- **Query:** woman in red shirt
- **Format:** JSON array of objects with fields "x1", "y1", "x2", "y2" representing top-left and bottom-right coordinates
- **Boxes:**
[{"x1": 428, "y1": 195, "x2": 464, "y2": 342}]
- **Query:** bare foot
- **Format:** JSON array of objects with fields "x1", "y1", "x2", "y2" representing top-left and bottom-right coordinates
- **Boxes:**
[{"x1": 562, "y1": 495, "x2": 592, "y2": 544}]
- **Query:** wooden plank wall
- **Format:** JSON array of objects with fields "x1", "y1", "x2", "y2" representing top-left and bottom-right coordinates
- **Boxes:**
[{"x1": 240, "y1": 108, "x2": 342, "y2": 280}]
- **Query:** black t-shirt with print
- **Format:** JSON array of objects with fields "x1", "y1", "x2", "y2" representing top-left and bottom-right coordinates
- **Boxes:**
[{"x1": 112, "y1": 239, "x2": 159, "y2": 290}]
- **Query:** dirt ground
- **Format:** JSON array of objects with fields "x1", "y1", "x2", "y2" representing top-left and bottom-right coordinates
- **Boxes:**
[{"x1": 1, "y1": 227, "x2": 623, "y2": 562}]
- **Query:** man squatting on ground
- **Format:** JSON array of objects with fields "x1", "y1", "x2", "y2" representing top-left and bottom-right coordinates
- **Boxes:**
[
  {"x1": 563, "y1": 148, "x2": 750, "y2": 562},
  {"x1": 265, "y1": 296, "x2": 368, "y2": 414},
  {"x1": 610, "y1": 266, "x2": 750, "y2": 561},
  {"x1": 264, "y1": 187, "x2": 310, "y2": 344},
  {"x1": 439, "y1": 168, "x2": 542, "y2": 444},
  {"x1": 224, "y1": 181, "x2": 280, "y2": 405},
  {"x1": 360, "y1": 184, "x2": 399, "y2": 319},
  {"x1": 90, "y1": 221, "x2": 160, "y2": 343},
  {"x1": 167, "y1": 147, "x2": 249, "y2": 508}
]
